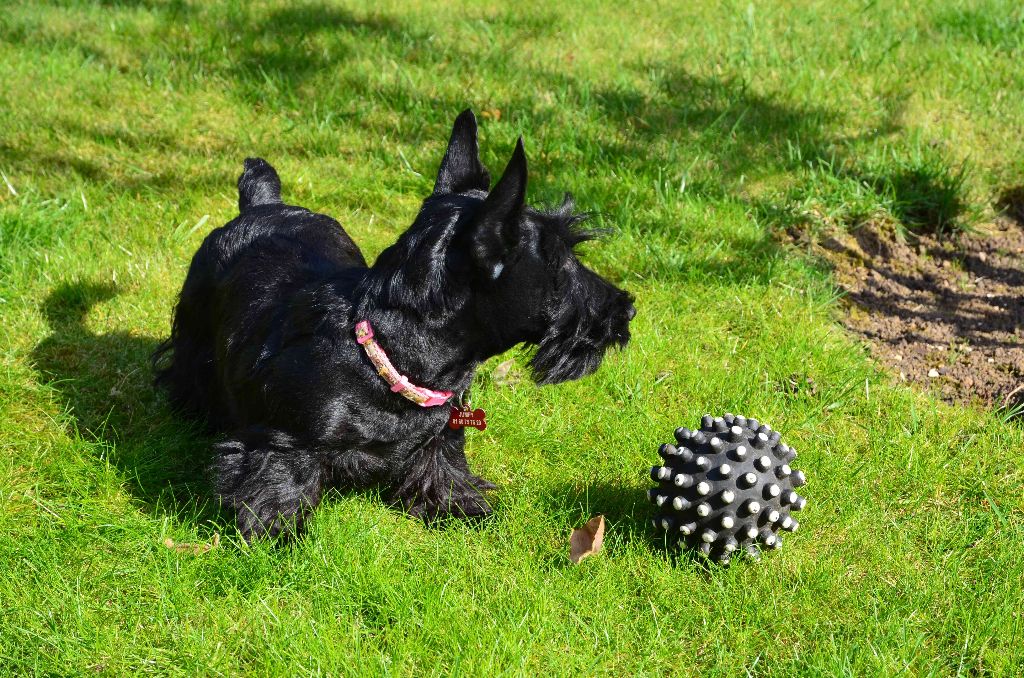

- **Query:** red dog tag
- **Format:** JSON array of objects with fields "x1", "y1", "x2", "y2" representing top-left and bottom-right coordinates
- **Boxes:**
[{"x1": 448, "y1": 405, "x2": 487, "y2": 431}]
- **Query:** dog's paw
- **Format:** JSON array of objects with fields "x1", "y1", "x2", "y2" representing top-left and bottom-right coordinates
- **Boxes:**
[
  {"x1": 403, "y1": 484, "x2": 494, "y2": 524},
  {"x1": 469, "y1": 474, "x2": 498, "y2": 492},
  {"x1": 234, "y1": 498, "x2": 306, "y2": 541},
  {"x1": 447, "y1": 486, "x2": 494, "y2": 520},
  {"x1": 213, "y1": 431, "x2": 325, "y2": 541}
]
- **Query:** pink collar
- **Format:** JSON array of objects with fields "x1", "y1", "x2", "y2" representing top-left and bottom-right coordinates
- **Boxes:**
[{"x1": 355, "y1": 320, "x2": 454, "y2": 408}]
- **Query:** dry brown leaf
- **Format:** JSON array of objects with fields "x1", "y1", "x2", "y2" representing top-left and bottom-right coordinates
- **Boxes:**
[
  {"x1": 569, "y1": 515, "x2": 605, "y2": 564},
  {"x1": 480, "y1": 108, "x2": 502, "y2": 121},
  {"x1": 163, "y1": 533, "x2": 220, "y2": 554}
]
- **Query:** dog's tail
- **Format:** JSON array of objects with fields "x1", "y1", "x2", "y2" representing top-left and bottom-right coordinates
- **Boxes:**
[{"x1": 237, "y1": 157, "x2": 282, "y2": 213}]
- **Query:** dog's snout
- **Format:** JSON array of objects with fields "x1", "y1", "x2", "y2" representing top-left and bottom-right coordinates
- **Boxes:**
[{"x1": 625, "y1": 303, "x2": 637, "y2": 322}]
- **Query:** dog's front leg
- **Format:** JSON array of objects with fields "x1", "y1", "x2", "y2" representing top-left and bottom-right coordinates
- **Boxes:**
[
  {"x1": 392, "y1": 427, "x2": 495, "y2": 522},
  {"x1": 213, "y1": 427, "x2": 328, "y2": 540}
]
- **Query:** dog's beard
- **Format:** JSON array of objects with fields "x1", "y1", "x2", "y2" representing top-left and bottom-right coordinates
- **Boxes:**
[{"x1": 528, "y1": 287, "x2": 631, "y2": 385}]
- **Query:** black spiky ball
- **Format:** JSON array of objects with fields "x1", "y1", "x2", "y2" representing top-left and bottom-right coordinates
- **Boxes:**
[{"x1": 649, "y1": 413, "x2": 807, "y2": 565}]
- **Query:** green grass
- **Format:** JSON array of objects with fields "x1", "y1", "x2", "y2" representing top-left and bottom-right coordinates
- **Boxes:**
[
  {"x1": 759, "y1": 139, "x2": 981, "y2": 239},
  {"x1": 2, "y1": 0, "x2": 1024, "y2": 674}
]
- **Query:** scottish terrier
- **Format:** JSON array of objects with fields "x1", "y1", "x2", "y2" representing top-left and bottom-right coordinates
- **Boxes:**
[{"x1": 154, "y1": 110, "x2": 635, "y2": 539}]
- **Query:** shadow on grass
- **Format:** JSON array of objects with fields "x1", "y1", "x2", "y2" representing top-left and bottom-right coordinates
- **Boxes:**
[
  {"x1": 845, "y1": 153, "x2": 975, "y2": 235},
  {"x1": 2, "y1": 8, "x2": 842, "y2": 181},
  {"x1": 932, "y1": 6, "x2": 1024, "y2": 52},
  {"x1": 544, "y1": 479, "x2": 699, "y2": 566},
  {"x1": 997, "y1": 185, "x2": 1024, "y2": 224},
  {"x1": 865, "y1": 166, "x2": 972, "y2": 232},
  {"x1": 583, "y1": 68, "x2": 843, "y2": 184},
  {"x1": 31, "y1": 281, "x2": 219, "y2": 529},
  {"x1": 4, "y1": 1, "x2": 906, "y2": 289}
]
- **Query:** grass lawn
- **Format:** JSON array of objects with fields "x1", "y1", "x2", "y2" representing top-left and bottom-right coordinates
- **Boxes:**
[{"x1": 3, "y1": 0, "x2": 1024, "y2": 674}]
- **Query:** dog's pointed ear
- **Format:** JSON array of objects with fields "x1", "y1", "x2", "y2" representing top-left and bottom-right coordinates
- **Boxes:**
[
  {"x1": 433, "y1": 109, "x2": 491, "y2": 195},
  {"x1": 469, "y1": 137, "x2": 527, "y2": 278}
]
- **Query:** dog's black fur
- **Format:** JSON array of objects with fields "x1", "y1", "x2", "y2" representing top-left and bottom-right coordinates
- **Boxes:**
[{"x1": 153, "y1": 110, "x2": 635, "y2": 539}]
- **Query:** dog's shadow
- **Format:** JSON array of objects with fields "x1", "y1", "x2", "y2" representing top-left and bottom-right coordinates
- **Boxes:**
[
  {"x1": 31, "y1": 281, "x2": 219, "y2": 530},
  {"x1": 542, "y1": 479, "x2": 700, "y2": 565}
]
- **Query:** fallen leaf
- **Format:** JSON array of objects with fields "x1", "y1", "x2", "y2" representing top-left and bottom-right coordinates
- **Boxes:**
[
  {"x1": 481, "y1": 108, "x2": 502, "y2": 121},
  {"x1": 569, "y1": 515, "x2": 605, "y2": 564},
  {"x1": 491, "y1": 358, "x2": 518, "y2": 386},
  {"x1": 163, "y1": 533, "x2": 220, "y2": 554}
]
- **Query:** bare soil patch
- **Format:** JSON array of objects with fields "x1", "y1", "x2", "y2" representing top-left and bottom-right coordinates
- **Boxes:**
[{"x1": 792, "y1": 218, "x2": 1024, "y2": 410}]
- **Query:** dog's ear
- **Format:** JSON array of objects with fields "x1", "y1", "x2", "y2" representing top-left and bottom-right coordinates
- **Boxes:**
[
  {"x1": 433, "y1": 109, "x2": 491, "y2": 195},
  {"x1": 468, "y1": 137, "x2": 527, "y2": 279}
]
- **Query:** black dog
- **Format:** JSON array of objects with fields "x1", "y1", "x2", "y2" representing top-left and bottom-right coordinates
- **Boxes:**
[{"x1": 154, "y1": 110, "x2": 635, "y2": 539}]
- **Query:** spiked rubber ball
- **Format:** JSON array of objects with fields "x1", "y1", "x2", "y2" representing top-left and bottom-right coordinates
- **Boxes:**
[{"x1": 648, "y1": 413, "x2": 807, "y2": 565}]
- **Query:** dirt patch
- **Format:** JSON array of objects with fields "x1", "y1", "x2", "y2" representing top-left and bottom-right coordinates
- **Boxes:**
[{"x1": 791, "y1": 218, "x2": 1024, "y2": 410}]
